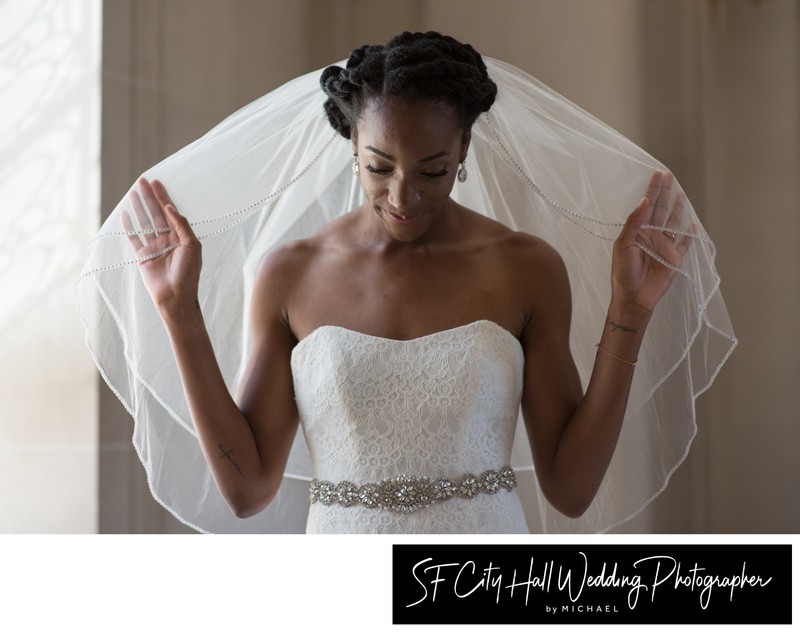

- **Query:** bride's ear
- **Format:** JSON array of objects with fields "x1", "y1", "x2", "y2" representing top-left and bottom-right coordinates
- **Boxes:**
[
  {"x1": 350, "y1": 129, "x2": 358, "y2": 156},
  {"x1": 460, "y1": 129, "x2": 471, "y2": 163}
]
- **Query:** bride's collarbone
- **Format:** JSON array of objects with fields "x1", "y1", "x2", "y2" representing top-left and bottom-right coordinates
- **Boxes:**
[
  {"x1": 291, "y1": 246, "x2": 529, "y2": 341},
  {"x1": 300, "y1": 291, "x2": 522, "y2": 343}
]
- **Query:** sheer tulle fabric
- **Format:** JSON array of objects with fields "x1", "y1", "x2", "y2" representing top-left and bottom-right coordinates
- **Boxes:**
[{"x1": 76, "y1": 58, "x2": 736, "y2": 533}]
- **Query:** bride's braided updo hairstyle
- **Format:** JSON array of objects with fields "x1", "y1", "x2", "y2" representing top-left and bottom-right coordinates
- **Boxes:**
[{"x1": 320, "y1": 31, "x2": 497, "y2": 139}]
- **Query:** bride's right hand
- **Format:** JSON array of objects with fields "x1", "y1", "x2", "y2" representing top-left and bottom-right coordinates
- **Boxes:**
[{"x1": 122, "y1": 177, "x2": 202, "y2": 315}]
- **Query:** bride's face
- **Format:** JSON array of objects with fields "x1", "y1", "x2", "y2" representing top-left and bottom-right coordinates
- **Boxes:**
[{"x1": 353, "y1": 97, "x2": 468, "y2": 243}]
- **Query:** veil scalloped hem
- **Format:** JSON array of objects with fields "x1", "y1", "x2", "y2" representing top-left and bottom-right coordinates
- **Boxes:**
[{"x1": 77, "y1": 57, "x2": 736, "y2": 534}]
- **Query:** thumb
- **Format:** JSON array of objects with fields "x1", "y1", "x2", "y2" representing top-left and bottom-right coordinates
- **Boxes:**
[{"x1": 164, "y1": 203, "x2": 197, "y2": 243}]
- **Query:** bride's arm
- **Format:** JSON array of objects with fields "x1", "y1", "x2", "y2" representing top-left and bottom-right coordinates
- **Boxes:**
[
  {"x1": 127, "y1": 178, "x2": 299, "y2": 519},
  {"x1": 162, "y1": 271, "x2": 299, "y2": 519},
  {"x1": 520, "y1": 171, "x2": 692, "y2": 518}
]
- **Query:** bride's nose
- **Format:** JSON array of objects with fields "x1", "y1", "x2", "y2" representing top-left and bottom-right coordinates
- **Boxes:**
[{"x1": 387, "y1": 177, "x2": 420, "y2": 211}]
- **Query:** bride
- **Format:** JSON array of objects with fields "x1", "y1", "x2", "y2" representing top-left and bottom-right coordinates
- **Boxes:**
[{"x1": 79, "y1": 31, "x2": 734, "y2": 533}]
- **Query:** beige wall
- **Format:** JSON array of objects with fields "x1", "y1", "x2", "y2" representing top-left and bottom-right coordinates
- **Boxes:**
[
  {"x1": 696, "y1": 0, "x2": 800, "y2": 532},
  {"x1": 99, "y1": 0, "x2": 799, "y2": 533}
]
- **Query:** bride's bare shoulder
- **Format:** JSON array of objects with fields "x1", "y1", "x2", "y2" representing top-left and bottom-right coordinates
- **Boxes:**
[
  {"x1": 254, "y1": 213, "x2": 354, "y2": 286},
  {"x1": 460, "y1": 206, "x2": 563, "y2": 267}
]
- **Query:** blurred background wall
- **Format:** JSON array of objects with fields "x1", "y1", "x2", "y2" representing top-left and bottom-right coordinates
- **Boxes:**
[{"x1": 2, "y1": 0, "x2": 796, "y2": 533}]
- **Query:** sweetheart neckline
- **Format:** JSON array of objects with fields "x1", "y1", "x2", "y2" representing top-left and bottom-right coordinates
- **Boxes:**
[{"x1": 292, "y1": 319, "x2": 523, "y2": 355}]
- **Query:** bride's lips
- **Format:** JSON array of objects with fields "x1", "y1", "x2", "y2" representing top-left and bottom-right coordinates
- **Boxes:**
[{"x1": 384, "y1": 209, "x2": 426, "y2": 225}]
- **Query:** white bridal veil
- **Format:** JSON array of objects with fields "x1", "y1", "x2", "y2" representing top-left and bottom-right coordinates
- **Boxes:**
[{"x1": 77, "y1": 58, "x2": 736, "y2": 533}]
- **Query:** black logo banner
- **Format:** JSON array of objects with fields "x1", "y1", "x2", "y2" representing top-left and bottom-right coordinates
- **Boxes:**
[{"x1": 392, "y1": 544, "x2": 791, "y2": 625}]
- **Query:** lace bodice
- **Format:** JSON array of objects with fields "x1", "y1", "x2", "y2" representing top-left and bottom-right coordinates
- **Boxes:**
[{"x1": 290, "y1": 320, "x2": 530, "y2": 533}]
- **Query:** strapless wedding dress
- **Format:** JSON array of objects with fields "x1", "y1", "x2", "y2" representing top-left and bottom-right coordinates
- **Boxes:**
[{"x1": 290, "y1": 320, "x2": 531, "y2": 534}]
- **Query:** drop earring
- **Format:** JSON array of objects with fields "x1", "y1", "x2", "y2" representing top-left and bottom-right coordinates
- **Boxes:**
[
  {"x1": 457, "y1": 161, "x2": 467, "y2": 183},
  {"x1": 352, "y1": 155, "x2": 359, "y2": 175}
]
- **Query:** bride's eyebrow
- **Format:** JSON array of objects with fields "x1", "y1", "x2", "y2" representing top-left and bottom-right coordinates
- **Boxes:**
[{"x1": 365, "y1": 145, "x2": 450, "y2": 163}]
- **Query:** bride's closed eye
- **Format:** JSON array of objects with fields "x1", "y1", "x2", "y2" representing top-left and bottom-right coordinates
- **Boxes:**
[{"x1": 365, "y1": 165, "x2": 449, "y2": 178}]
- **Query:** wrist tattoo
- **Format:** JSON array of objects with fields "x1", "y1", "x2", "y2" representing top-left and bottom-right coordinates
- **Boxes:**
[
  {"x1": 607, "y1": 320, "x2": 637, "y2": 334},
  {"x1": 218, "y1": 443, "x2": 246, "y2": 479}
]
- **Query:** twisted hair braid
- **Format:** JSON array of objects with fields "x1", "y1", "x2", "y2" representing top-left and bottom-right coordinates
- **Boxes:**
[{"x1": 320, "y1": 32, "x2": 497, "y2": 139}]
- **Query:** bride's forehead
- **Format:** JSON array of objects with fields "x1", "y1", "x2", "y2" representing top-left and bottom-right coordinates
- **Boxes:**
[{"x1": 357, "y1": 97, "x2": 461, "y2": 136}]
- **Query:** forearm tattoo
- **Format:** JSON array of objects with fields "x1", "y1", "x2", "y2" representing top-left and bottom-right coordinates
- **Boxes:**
[
  {"x1": 606, "y1": 320, "x2": 637, "y2": 334},
  {"x1": 218, "y1": 443, "x2": 246, "y2": 478}
]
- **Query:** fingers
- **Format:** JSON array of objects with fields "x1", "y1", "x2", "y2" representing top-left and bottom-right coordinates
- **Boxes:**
[
  {"x1": 127, "y1": 186, "x2": 155, "y2": 244},
  {"x1": 150, "y1": 178, "x2": 176, "y2": 212},
  {"x1": 656, "y1": 189, "x2": 684, "y2": 242},
  {"x1": 642, "y1": 171, "x2": 662, "y2": 224},
  {"x1": 127, "y1": 177, "x2": 194, "y2": 243},
  {"x1": 633, "y1": 195, "x2": 651, "y2": 222},
  {"x1": 666, "y1": 191, "x2": 686, "y2": 230},
  {"x1": 122, "y1": 177, "x2": 190, "y2": 255},
  {"x1": 654, "y1": 186, "x2": 692, "y2": 252},
  {"x1": 162, "y1": 202, "x2": 195, "y2": 244},
  {"x1": 674, "y1": 222, "x2": 696, "y2": 258},
  {"x1": 150, "y1": 179, "x2": 198, "y2": 244},
  {"x1": 121, "y1": 177, "x2": 198, "y2": 266},
  {"x1": 617, "y1": 195, "x2": 650, "y2": 250},
  {"x1": 121, "y1": 209, "x2": 144, "y2": 252},
  {"x1": 649, "y1": 171, "x2": 674, "y2": 228},
  {"x1": 624, "y1": 172, "x2": 696, "y2": 269},
  {"x1": 640, "y1": 170, "x2": 692, "y2": 246},
  {"x1": 665, "y1": 190, "x2": 686, "y2": 233},
  {"x1": 137, "y1": 177, "x2": 170, "y2": 237}
]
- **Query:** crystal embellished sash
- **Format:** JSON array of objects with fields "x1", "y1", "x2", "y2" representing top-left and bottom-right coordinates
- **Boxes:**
[{"x1": 309, "y1": 466, "x2": 517, "y2": 513}]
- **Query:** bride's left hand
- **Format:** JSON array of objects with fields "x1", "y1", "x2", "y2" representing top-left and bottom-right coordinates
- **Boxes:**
[{"x1": 612, "y1": 170, "x2": 695, "y2": 315}]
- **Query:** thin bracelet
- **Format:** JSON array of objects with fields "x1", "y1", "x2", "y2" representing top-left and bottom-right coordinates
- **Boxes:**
[{"x1": 596, "y1": 343, "x2": 637, "y2": 366}]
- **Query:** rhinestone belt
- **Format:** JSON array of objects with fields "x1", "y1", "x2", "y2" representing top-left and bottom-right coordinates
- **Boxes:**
[{"x1": 309, "y1": 466, "x2": 517, "y2": 513}]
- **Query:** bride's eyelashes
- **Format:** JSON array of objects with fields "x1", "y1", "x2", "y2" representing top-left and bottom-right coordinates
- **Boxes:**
[{"x1": 365, "y1": 164, "x2": 449, "y2": 178}]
